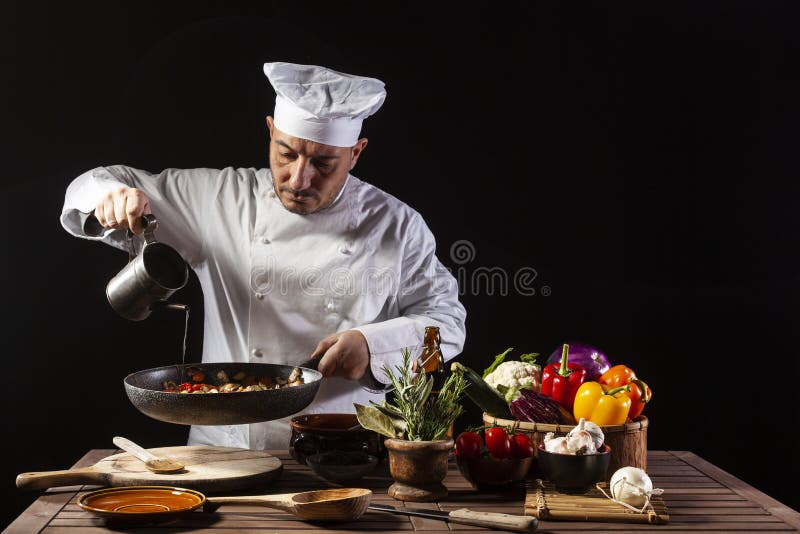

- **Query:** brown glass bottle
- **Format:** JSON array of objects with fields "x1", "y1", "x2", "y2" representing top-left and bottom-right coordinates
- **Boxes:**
[
  {"x1": 417, "y1": 326, "x2": 453, "y2": 440},
  {"x1": 418, "y1": 326, "x2": 445, "y2": 390}
]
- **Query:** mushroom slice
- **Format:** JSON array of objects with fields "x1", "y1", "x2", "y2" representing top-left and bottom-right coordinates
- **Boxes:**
[{"x1": 288, "y1": 367, "x2": 303, "y2": 384}]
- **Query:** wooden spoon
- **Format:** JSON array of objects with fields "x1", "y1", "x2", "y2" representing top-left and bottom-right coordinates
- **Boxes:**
[
  {"x1": 205, "y1": 488, "x2": 372, "y2": 521},
  {"x1": 112, "y1": 437, "x2": 185, "y2": 474}
]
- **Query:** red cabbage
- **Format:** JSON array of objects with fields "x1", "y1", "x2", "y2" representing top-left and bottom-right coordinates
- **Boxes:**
[
  {"x1": 510, "y1": 389, "x2": 575, "y2": 425},
  {"x1": 545, "y1": 342, "x2": 611, "y2": 382}
]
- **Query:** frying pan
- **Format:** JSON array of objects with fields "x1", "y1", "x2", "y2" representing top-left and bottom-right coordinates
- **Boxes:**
[{"x1": 124, "y1": 359, "x2": 322, "y2": 425}]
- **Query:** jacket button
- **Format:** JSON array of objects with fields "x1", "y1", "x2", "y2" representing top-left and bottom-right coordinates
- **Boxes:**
[
  {"x1": 255, "y1": 292, "x2": 264, "y2": 300},
  {"x1": 261, "y1": 237, "x2": 270, "y2": 244},
  {"x1": 251, "y1": 348, "x2": 263, "y2": 357},
  {"x1": 338, "y1": 244, "x2": 350, "y2": 255}
]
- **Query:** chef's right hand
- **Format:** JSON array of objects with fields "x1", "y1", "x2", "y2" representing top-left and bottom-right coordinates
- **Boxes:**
[
  {"x1": 310, "y1": 330, "x2": 370, "y2": 381},
  {"x1": 94, "y1": 186, "x2": 152, "y2": 235}
]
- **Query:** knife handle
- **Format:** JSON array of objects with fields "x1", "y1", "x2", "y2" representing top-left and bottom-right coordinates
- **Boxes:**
[{"x1": 449, "y1": 508, "x2": 538, "y2": 532}]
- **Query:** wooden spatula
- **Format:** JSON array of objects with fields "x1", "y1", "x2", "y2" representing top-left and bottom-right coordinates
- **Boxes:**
[{"x1": 112, "y1": 436, "x2": 185, "y2": 474}]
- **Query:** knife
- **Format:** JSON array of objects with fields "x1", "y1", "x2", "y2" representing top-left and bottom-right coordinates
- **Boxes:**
[{"x1": 368, "y1": 503, "x2": 537, "y2": 532}]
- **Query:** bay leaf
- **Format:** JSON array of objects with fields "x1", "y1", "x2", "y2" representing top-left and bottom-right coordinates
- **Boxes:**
[
  {"x1": 370, "y1": 401, "x2": 408, "y2": 436},
  {"x1": 354, "y1": 403, "x2": 400, "y2": 439},
  {"x1": 371, "y1": 399, "x2": 403, "y2": 418}
]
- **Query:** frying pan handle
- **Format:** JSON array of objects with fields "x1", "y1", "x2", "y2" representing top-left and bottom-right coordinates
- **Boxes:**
[{"x1": 299, "y1": 357, "x2": 320, "y2": 371}]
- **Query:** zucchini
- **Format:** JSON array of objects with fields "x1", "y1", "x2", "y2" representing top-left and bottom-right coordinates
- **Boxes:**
[{"x1": 451, "y1": 362, "x2": 513, "y2": 419}]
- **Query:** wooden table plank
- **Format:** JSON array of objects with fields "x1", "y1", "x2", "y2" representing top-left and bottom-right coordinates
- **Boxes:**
[
  {"x1": 4, "y1": 449, "x2": 112, "y2": 534},
  {"x1": 47, "y1": 531, "x2": 417, "y2": 534},
  {"x1": 530, "y1": 527, "x2": 794, "y2": 532},
  {"x1": 7, "y1": 449, "x2": 799, "y2": 533},
  {"x1": 670, "y1": 450, "x2": 800, "y2": 531}
]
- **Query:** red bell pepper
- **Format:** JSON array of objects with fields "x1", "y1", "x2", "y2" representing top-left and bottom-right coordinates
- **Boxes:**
[
  {"x1": 598, "y1": 364, "x2": 652, "y2": 419},
  {"x1": 540, "y1": 344, "x2": 587, "y2": 412}
]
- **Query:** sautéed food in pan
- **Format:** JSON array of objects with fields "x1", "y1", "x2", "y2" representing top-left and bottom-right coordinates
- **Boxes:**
[{"x1": 162, "y1": 366, "x2": 304, "y2": 394}]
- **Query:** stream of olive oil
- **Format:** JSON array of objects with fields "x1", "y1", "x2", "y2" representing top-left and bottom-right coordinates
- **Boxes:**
[
  {"x1": 181, "y1": 305, "x2": 190, "y2": 367},
  {"x1": 170, "y1": 304, "x2": 190, "y2": 383}
]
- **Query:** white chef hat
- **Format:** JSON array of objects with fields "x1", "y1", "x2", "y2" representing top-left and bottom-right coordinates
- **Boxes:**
[{"x1": 263, "y1": 62, "x2": 386, "y2": 147}]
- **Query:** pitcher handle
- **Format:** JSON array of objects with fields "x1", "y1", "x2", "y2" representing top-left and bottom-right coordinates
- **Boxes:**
[
  {"x1": 141, "y1": 214, "x2": 158, "y2": 244},
  {"x1": 125, "y1": 214, "x2": 159, "y2": 261}
]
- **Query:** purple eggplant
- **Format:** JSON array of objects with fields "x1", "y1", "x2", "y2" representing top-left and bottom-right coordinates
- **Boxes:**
[{"x1": 545, "y1": 342, "x2": 611, "y2": 382}]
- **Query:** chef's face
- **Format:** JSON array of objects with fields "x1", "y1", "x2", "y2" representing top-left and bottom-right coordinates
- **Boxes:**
[{"x1": 266, "y1": 116, "x2": 368, "y2": 214}]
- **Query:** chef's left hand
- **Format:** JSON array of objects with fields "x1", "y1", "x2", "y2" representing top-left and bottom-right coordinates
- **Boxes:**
[{"x1": 310, "y1": 330, "x2": 370, "y2": 380}]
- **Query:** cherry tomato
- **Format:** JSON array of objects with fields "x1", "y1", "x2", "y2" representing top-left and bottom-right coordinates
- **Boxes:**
[
  {"x1": 484, "y1": 427, "x2": 511, "y2": 459},
  {"x1": 455, "y1": 431, "x2": 482, "y2": 460},
  {"x1": 509, "y1": 433, "x2": 534, "y2": 459},
  {"x1": 179, "y1": 382, "x2": 193, "y2": 392}
]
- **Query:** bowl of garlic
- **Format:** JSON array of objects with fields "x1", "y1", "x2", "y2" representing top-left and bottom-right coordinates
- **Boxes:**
[{"x1": 536, "y1": 418, "x2": 611, "y2": 494}]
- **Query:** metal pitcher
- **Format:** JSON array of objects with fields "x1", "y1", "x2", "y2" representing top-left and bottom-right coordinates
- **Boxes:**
[{"x1": 105, "y1": 214, "x2": 189, "y2": 321}]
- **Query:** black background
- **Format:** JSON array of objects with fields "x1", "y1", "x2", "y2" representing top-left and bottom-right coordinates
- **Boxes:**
[{"x1": 3, "y1": 1, "x2": 799, "y2": 528}]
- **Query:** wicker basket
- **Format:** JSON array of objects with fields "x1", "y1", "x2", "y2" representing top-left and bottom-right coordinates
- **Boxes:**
[{"x1": 482, "y1": 413, "x2": 648, "y2": 482}]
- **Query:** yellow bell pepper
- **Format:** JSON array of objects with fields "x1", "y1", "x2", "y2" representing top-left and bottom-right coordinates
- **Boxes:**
[{"x1": 572, "y1": 381, "x2": 631, "y2": 425}]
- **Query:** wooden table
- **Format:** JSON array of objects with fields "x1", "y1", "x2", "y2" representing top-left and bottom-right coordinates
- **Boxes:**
[{"x1": 6, "y1": 450, "x2": 799, "y2": 533}]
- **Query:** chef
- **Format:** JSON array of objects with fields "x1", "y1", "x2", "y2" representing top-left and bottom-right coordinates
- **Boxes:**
[{"x1": 60, "y1": 61, "x2": 467, "y2": 449}]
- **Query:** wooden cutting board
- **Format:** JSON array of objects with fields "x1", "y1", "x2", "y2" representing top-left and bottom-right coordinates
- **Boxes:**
[
  {"x1": 525, "y1": 479, "x2": 669, "y2": 524},
  {"x1": 16, "y1": 445, "x2": 282, "y2": 493}
]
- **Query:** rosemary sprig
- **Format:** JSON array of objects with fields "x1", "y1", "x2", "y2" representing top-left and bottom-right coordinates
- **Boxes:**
[{"x1": 374, "y1": 347, "x2": 467, "y2": 441}]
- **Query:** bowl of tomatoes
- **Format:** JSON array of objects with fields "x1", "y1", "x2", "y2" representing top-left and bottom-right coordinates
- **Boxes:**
[{"x1": 454, "y1": 426, "x2": 535, "y2": 488}]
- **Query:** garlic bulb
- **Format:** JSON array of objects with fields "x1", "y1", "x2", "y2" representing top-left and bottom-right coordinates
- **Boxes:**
[
  {"x1": 544, "y1": 419, "x2": 607, "y2": 455},
  {"x1": 610, "y1": 466, "x2": 660, "y2": 508},
  {"x1": 543, "y1": 432, "x2": 570, "y2": 453},
  {"x1": 565, "y1": 418, "x2": 598, "y2": 455},
  {"x1": 578, "y1": 419, "x2": 604, "y2": 449}
]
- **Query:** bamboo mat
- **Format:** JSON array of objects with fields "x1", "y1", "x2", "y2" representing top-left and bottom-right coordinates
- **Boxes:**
[{"x1": 525, "y1": 479, "x2": 670, "y2": 524}]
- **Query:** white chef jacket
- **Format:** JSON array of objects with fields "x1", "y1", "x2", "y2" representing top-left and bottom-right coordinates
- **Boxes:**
[{"x1": 60, "y1": 165, "x2": 467, "y2": 449}]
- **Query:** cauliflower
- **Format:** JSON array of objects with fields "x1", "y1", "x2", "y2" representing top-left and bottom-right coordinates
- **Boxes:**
[{"x1": 484, "y1": 360, "x2": 542, "y2": 402}]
